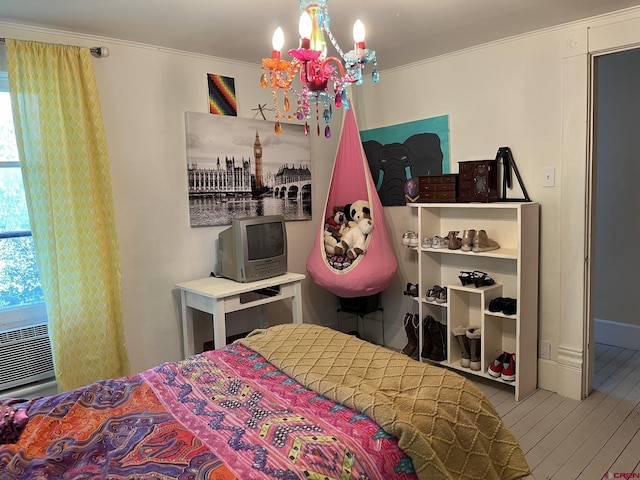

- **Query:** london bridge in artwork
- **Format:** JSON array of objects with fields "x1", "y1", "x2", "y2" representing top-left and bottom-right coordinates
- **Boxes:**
[{"x1": 185, "y1": 112, "x2": 311, "y2": 226}]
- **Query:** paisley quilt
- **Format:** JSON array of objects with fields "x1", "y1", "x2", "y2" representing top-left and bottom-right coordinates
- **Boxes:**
[{"x1": 0, "y1": 342, "x2": 417, "y2": 479}]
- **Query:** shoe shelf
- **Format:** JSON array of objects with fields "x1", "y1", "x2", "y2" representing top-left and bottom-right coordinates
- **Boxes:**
[
  {"x1": 420, "y1": 246, "x2": 518, "y2": 260},
  {"x1": 423, "y1": 298, "x2": 448, "y2": 307},
  {"x1": 408, "y1": 202, "x2": 539, "y2": 401}
]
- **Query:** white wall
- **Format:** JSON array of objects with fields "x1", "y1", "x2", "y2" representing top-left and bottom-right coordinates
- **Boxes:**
[{"x1": 0, "y1": 22, "x2": 341, "y2": 375}]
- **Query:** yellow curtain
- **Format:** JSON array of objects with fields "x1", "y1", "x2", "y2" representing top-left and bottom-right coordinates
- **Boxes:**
[{"x1": 6, "y1": 39, "x2": 129, "y2": 391}]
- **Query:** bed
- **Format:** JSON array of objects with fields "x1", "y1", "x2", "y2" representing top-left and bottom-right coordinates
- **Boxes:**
[{"x1": 0, "y1": 324, "x2": 530, "y2": 479}]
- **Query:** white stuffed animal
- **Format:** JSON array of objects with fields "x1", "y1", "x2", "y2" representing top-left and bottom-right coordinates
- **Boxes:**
[
  {"x1": 339, "y1": 217, "x2": 373, "y2": 259},
  {"x1": 346, "y1": 200, "x2": 371, "y2": 227}
]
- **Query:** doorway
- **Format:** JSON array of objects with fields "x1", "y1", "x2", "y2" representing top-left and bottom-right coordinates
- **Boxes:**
[{"x1": 588, "y1": 47, "x2": 640, "y2": 394}]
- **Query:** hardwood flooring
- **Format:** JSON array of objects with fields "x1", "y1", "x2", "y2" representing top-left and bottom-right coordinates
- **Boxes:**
[{"x1": 473, "y1": 343, "x2": 640, "y2": 479}]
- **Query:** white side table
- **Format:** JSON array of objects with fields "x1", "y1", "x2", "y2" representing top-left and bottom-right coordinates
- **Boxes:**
[{"x1": 175, "y1": 272, "x2": 305, "y2": 359}]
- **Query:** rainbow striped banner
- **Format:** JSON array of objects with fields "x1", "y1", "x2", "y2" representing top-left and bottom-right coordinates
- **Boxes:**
[{"x1": 207, "y1": 74, "x2": 237, "y2": 116}]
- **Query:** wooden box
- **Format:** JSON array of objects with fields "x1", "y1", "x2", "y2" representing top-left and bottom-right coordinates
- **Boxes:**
[
  {"x1": 457, "y1": 160, "x2": 500, "y2": 203},
  {"x1": 418, "y1": 174, "x2": 459, "y2": 203}
]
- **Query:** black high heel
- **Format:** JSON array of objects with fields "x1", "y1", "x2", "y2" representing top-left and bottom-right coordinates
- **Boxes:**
[
  {"x1": 458, "y1": 271, "x2": 474, "y2": 286},
  {"x1": 472, "y1": 271, "x2": 495, "y2": 288}
]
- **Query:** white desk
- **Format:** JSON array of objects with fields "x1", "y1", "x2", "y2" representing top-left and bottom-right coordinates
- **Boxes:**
[{"x1": 176, "y1": 272, "x2": 305, "y2": 359}]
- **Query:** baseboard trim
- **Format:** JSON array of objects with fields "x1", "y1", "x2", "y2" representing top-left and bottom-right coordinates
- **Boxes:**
[
  {"x1": 595, "y1": 318, "x2": 640, "y2": 350},
  {"x1": 556, "y1": 344, "x2": 584, "y2": 400}
]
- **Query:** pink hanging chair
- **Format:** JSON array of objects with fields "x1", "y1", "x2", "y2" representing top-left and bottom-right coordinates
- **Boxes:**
[{"x1": 306, "y1": 106, "x2": 398, "y2": 298}]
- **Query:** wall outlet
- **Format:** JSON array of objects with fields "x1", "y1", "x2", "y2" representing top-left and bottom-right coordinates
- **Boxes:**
[{"x1": 539, "y1": 339, "x2": 551, "y2": 359}]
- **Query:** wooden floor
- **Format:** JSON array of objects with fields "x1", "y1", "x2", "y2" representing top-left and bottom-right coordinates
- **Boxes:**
[{"x1": 471, "y1": 343, "x2": 640, "y2": 479}]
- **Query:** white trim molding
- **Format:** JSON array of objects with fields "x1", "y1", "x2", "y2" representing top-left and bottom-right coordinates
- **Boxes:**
[{"x1": 557, "y1": 344, "x2": 585, "y2": 399}]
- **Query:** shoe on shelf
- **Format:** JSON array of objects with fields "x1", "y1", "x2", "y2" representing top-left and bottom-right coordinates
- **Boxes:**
[
  {"x1": 458, "y1": 271, "x2": 474, "y2": 286},
  {"x1": 488, "y1": 297, "x2": 517, "y2": 315},
  {"x1": 422, "y1": 236, "x2": 434, "y2": 248},
  {"x1": 426, "y1": 285, "x2": 442, "y2": 302},
  {"x1": 403, "y1": 282, "x2": 419, "y2": 297},
  {"x1": 401, "y1": 312, "x2": 418, "y2": 357},
  {"x1": 472, "y1": 229, "x2": 500, "y2": 253},
  {"x1": 428, "y1": 317, "x2": 447, "y2": 362},
  {"x1": 501, "y1": 353, "x2": 516, "y2": 381},
  {"x1": 421, "y1": 315, "x2": 433, "y2": 359},
  {"x1": 453, "y1": 325, "x2": 471, "y2": 368},
  {"x1": 401, "y1": 231, "x2": 412, "y2": 246},
  {"x1": 472, "y1": 270, "x2": 495, "y2": 288},
  {"x1": 488, "y1": 351, "x2": 509, "y2": 377},
  {"x1": 447, "y1": 231, "x2": 462, "y2": 250},
  {"x1": 436, "y1": 286, "x2": 447, "y2": 304},
  {"x1": 466, "y1": 327, "x2": 482, "y2": 371},
  {"x1": 503, "y1": 298, "x2": 517, "y2": 315},
  {"x1": 408, "y1": 231, "x2": 418, "y2": 247},
  {"x1": 488, "y1": 297, "x2": 508, "y2": 312},
  {"x1": 432, "y1": 235, "x2": 449, "y2": 249},
  {"x1": 461, "y1": 229, "x2": 476, "y2": 252}
]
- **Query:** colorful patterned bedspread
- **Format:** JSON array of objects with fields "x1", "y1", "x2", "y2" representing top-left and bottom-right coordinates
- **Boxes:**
[{"x1": 0, "y1": 342, "x2": 417, "y2": 479}]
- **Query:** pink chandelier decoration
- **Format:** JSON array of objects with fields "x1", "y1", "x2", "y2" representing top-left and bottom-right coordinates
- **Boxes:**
[{"x1": 260, "y1": 0, "x2": 378, "y2": 138}]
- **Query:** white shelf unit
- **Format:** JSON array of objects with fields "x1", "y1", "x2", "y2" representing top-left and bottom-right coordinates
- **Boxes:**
[{"x1": 408, "y1": 202, "x2": 539, "y2": 400}]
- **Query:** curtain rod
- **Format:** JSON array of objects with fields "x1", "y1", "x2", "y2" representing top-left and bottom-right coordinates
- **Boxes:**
[{"x1": 0, "y1": 38, "x2": 110, "y2": 57}]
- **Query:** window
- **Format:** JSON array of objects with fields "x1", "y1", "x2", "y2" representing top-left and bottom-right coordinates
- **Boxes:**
[{"x1": 0, "y1": 71, "x2": 46, "y2": 322}]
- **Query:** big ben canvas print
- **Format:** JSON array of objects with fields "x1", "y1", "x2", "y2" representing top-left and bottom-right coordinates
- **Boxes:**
[{"x1": 184, "y1": 112, "x2": 312, "y2": 226}]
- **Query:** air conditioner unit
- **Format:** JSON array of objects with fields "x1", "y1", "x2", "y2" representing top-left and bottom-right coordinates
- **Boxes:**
[{"x1": 0, "y1": 320, "x2": 55, "y2": 392}]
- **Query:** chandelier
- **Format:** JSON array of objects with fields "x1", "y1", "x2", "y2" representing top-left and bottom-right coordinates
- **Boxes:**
[{"x1": 260, "y1": 0, "x2": 378, "y2": 138}]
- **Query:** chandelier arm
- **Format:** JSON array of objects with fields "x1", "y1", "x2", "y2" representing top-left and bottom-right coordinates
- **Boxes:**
[{"x1": 321, "y1": 56, "x2": 346, "y2": 79}]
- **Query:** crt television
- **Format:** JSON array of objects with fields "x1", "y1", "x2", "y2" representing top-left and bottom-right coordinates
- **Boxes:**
[{"x1": 218, "y1": 215, "x2": 288, "y2": 283}]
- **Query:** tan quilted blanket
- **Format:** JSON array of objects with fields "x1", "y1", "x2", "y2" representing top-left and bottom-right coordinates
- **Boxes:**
[{"x1": 240, "y1": 323, "x2": 530, "y2": 480}]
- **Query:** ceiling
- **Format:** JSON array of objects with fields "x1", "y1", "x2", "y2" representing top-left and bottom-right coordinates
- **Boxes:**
[{"x1": 1, "y1": 0, "x2": 639, "y2": 70}]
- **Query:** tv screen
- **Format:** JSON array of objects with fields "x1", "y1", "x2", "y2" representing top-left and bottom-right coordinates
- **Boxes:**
[{"x1": 246, "y1": 222, "x2": 284, "y2": 260}]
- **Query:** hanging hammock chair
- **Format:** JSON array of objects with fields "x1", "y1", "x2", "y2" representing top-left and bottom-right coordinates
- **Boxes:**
[{"x1": 306, "y1": 105, "x2": 398, "y2": 298}]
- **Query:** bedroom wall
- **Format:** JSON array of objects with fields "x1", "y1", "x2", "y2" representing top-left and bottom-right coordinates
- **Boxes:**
[{"x1": 0, "y1": 21, "x2": 341, "y2": 376}]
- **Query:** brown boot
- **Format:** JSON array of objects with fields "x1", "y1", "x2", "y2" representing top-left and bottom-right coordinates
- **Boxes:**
[
  {"x1": 401, "y1": 313, "x2": 417, "y2": 357},
  {"x1": 447, "y1": 230, "x2": 462, "y2": 250}
]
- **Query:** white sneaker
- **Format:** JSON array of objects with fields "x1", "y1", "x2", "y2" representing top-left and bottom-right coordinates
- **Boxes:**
[
  {"x1": 422, "y1": 236, "x2": 433, "y2": 248},
  {"x1": 401, "y1": 232, "x2": 411, "y2": 246},
  {"x1": 432, "y1": 236, "x2": 449, "y2": 249},
  {"x1": 408, "y1": 231, "x2": 418, "y2": 247}
]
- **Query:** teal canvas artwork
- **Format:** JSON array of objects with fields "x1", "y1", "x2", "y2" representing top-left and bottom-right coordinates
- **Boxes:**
[{"x1": 360, "y1": 115, "x2": 450, "y2": 206}]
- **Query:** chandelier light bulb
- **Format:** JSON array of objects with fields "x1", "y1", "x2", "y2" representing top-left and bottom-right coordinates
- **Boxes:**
[
  {"x1": 299, "y1": 11, "x2": 313, "y2": 49},
  {"x1": 272, "y1": 27, "x2": 285, "y2": 59},
  {"x1": 353, "y1": 19, "x2": 366, "y2": 43},
  {"x1": 272, "y1": 27, "x2": 285, "y2": 51}
]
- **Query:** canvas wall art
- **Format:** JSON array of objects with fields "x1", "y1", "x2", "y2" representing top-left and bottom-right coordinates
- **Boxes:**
[
  {"x1": 185, "y1": 112, "x2": 312, "y2": 226},
  {"x1": 359, "y1": 115, "x2": 451, "y2": 206},
  {"x1": 207, "y1": 74, "x2": 237, "y2": 116}
]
